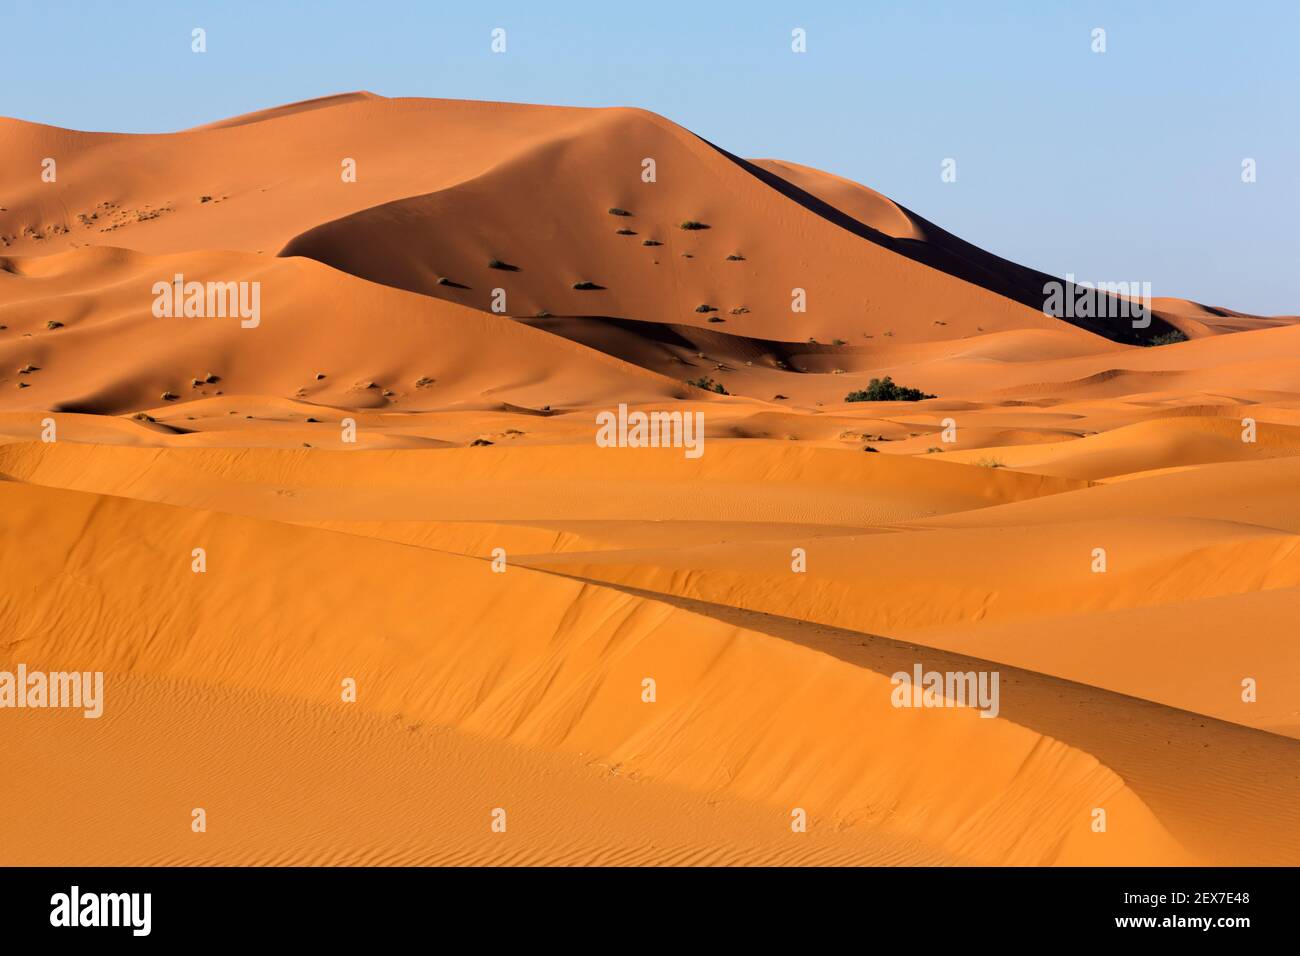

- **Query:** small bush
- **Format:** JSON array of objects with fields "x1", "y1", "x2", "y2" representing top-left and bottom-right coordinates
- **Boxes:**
[
  {"x1": 615, "y1": 228, "x2": 636, "y2": 236},
  {"x1": 695, "y1": 304, "x2": 716, "y2": 313},
  {"x1": 725, "y1": 254, "x2": 745, "y2": 261},
  {"x1": 686, "y1": 376, "x2": 729, "y2": 395},
  {"x1": 642, "y1": 239, "x2": 663, "y2": 246},
  {"x1": 974, "y1": 457, "x2": 1004, "y2": 468},
  {"x1": 488, "y1": 258, "x2": 519, "y2": 271},
  {"x1": 679, "y1": 220, "x2": 709, "y2": 230},
  {"x1": 1147, "y1": 329, "x2": 1188, "y2": 346},
  {"x1": 572, "y1": 280, "x2": 604, "y2": 290},
  {"x1": 46, "y1": 320, "x2": 64, "y2": 330},
  {"x1": 707, "y1": 316, "x2": 725, "y2": 323},
  {"x1": 844, "y1": 376, "x2": 935, "y2": 402},
  {"x1": 608, "y1": 207, "x2": 632, "y2": 217}
]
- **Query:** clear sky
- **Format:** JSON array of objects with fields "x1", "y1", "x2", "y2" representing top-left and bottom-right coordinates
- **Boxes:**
[{"x1": 3, "y1": 0, "x2": 1296, "y2": 313}]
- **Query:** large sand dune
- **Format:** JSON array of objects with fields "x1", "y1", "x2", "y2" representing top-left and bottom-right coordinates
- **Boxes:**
[{"x1": 1, "y1": 93, "x2": 1296, "y2": 866}]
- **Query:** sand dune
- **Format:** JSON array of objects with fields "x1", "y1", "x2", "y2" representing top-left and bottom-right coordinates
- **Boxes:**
[{"x1": 1, "y1": 93, "x2": 1297, "y2": 866}]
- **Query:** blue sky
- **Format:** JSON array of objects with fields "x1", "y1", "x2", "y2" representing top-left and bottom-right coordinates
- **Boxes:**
[{"x1": 3, "y1": 0, "x2": 1296, "y2": 313}]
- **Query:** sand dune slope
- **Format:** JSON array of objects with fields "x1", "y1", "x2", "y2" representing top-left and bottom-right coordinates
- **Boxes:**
[{"x1": 0, "y1": 478, "x2": 1191, "y2": 865}]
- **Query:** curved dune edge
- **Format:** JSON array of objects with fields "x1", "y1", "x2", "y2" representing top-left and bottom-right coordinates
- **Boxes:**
[{"x1": 0, "y1": 478, "x2": 1190, "y2": 865}]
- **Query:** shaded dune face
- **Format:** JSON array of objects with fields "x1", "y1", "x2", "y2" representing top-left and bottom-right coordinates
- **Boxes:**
[{"x1": 1, "y1": 93, "x2": 1297, "y2": 867}]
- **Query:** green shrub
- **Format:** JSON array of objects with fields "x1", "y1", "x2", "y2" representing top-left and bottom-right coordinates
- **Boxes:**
[
  {"x1": 679, "y1": 220, "x2": 709, "y2": 230},
  {"x1": 1147, "y1": 329, "x2": 1188, "y2": 346},
  {"x1": 686, "y1": 376, "x2": 729, "y2": 395},
  {"x1": 844, "y1": 376, "x2": 935, "y2": 402}
]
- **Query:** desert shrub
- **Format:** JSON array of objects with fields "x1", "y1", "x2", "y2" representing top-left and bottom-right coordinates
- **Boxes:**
[
  {"x1": 608, "y1": 207, "x2": 632, "y2": 216},
  {"x1": 615, "y1": 228, "x2": 636, "y2": 236},
  {"x1": 488, "y1": 258, "x2": 519, "y2": 271},
  {"x1": 642, "y1": 239, "x2": 663, "y2": 246},
  {"x1": 844, "y1": 376, "x2": 935, "y2": 402},
  {"x1": 572, "y1": 280, "x2": 604, "y2": 290},
  {"x1": 1147, "y1": 329, "x2": 1188, "y2": 346},
  {"x1": 686, "y1": 376, "x2": 729, "y2": 395},
  {"x1": 695, "y1": 304, "x2": 717, "y2": 313},
  {"x1": 974, "y1": 457, "x2": 1005, "y2": 468},
  {"x1": 679, "y1": 220, "x2": 709, "y2": 230},
  {"x1": 726, "y1": 254, "x2": 745, "y2": 261}
]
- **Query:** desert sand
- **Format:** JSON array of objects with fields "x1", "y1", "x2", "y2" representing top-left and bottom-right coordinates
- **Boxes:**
[{"x1": 1, "y1": 93, "x2": 1297, "y2": 866}]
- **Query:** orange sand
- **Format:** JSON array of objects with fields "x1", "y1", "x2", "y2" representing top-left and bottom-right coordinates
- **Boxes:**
[{"x1": 1, "y1": 93, "x2": 1296, "y2": 866}]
